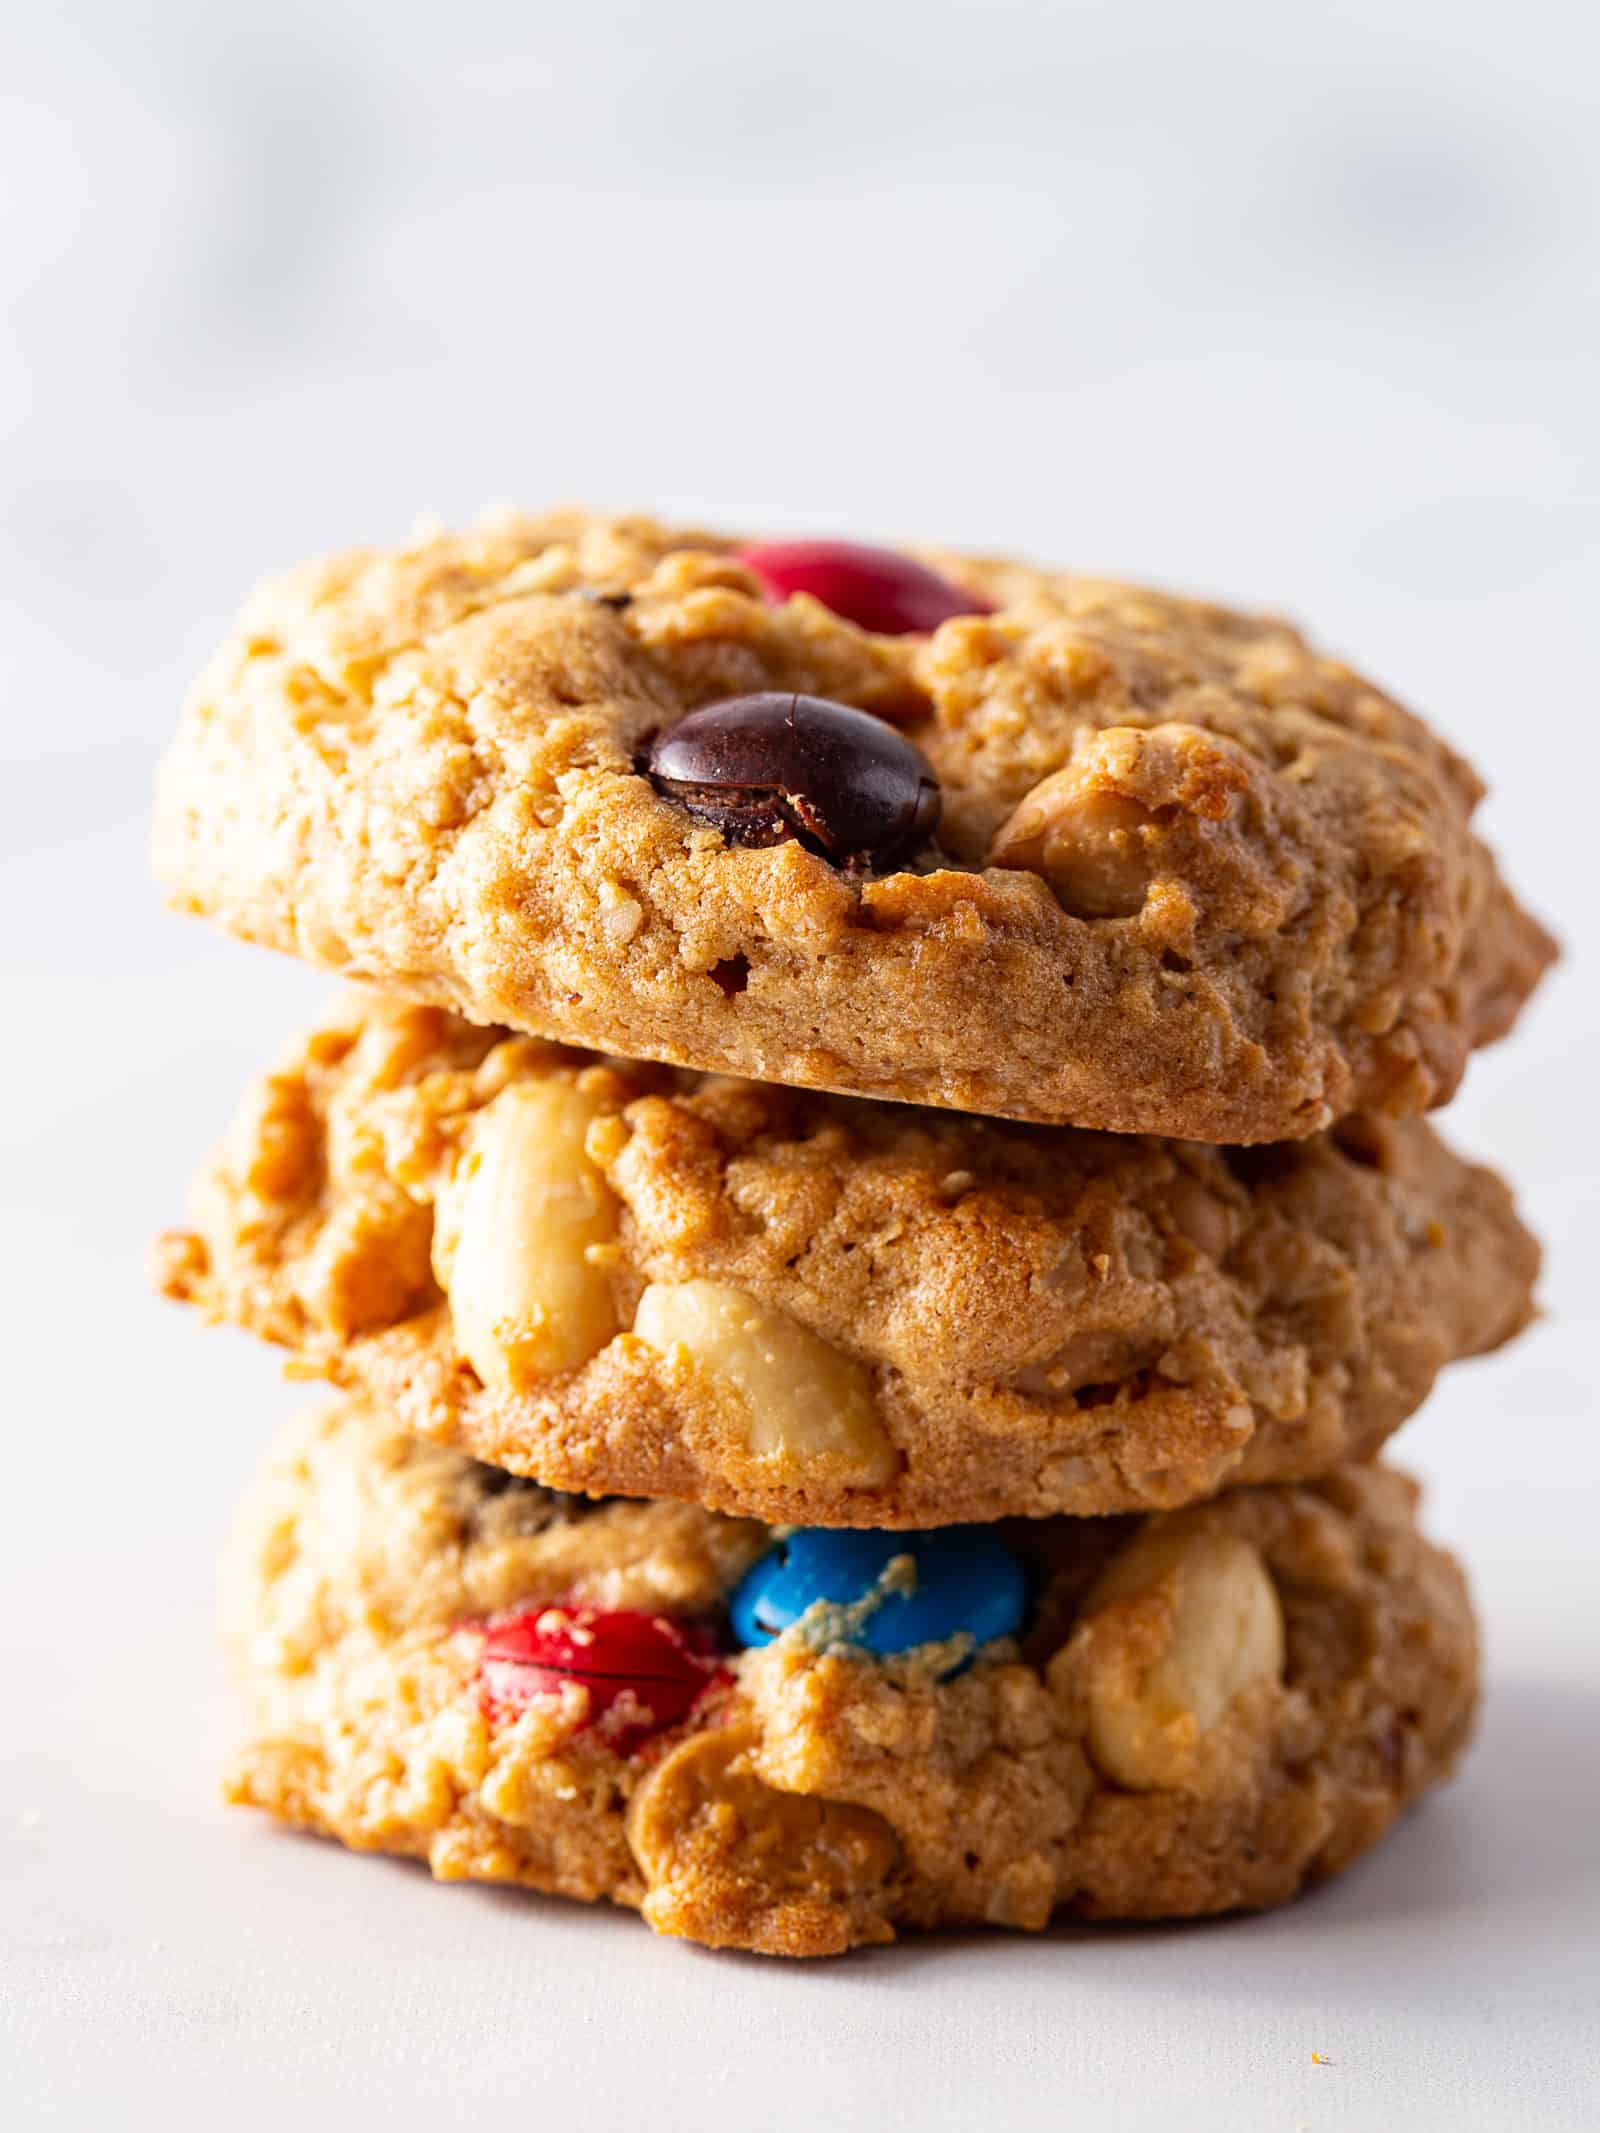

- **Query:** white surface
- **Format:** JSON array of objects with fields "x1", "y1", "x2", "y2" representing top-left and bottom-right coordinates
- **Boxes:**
[{"x1": 1, "y1": 2, "x2": 1596, "y2": 2127}]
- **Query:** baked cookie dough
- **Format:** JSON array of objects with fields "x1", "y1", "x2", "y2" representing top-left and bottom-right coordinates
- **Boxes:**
[
  {"x1": 223, "y1": 1397, "x2": 1480, "y2": 1956},
  {"x1": 156, "y1": 996, "x2": 1540, "y2": 1527},
  {"x1": 150, "y1": 511, "x2": 1554, "y2": 1142}
]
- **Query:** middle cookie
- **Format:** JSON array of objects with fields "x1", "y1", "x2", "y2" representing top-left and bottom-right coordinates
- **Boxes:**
[{"x1": 156, "y1": 997, "x2": 1539, "y2": 1527}]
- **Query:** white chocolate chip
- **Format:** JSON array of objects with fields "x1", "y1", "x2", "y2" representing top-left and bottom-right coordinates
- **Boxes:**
[
  {"x1": 632, "y1": 1279, "x2": 895, "y2": 1486},
  {"x1": 433, "y1": 1080, "x2": 620, "y2": 1390}
]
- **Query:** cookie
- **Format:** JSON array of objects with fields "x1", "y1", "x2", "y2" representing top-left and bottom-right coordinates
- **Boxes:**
[
  {"x1": 223, "y1": 1396, "x2": 1479, "y2": 1956},
  {"x1": 150, "y1": 512, "x2": 1554, "y2": 1142},
  {"x1": 156, "y1": 996, "x2": 1539, "y2": 1527}
]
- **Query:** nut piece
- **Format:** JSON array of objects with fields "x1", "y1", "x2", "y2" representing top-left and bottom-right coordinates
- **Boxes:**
[
  {"x1": 628, "y1": 1723, "x2": 900, "y2": 1955},
  {"x1": 989, "y1": 726, "x2": 1253, "y2": 921},
  {"x1": 1080, "y1": 1524, "x2": 1285, "y2": 1792},
  {"x1": 989, "y1": 769, "x2": 1155, "y2": 918},
  {"x1": 632, "y1": 1279, "x2": 895, "y2": 1486},
  {"x1": 433, "y1": 1080, "x2": 620, "y2": 1390}
]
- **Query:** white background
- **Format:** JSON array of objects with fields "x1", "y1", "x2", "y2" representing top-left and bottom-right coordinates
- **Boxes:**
[{"x1": 1, "y1": 2, "x2": 1595, "y2": 2127}]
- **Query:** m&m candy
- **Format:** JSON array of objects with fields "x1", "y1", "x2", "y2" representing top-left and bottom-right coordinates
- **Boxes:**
[
  {"x1": 735, "y1": 539, "x2": 994, "y2": 636},
  {"x1": 476, "y1": 1605, "x2": 725, "y2": 1755},
  {"x1": 731, "y1": 1527, "x2": 1026, "y2": 1662}
]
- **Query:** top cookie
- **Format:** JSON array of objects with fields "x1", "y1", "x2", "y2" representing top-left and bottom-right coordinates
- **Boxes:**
[{"x1": 152, "y1": 511, "x2": 1554, "y2": 1139}]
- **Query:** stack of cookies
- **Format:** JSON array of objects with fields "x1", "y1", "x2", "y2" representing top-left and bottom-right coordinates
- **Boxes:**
[{"x1": 151, "y1": 514, "x2": 1553, "y2": 1956}]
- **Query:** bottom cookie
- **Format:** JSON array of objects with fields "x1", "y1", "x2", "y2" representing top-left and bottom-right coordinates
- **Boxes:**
[{"x1": 224, "y1": 1398, "x2": 1478, "y2": 1956}]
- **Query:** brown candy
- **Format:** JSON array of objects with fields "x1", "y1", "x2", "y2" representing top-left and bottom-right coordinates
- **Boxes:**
[{"x1": 642, "y1": 692, "x2": 940, "y2": 871}]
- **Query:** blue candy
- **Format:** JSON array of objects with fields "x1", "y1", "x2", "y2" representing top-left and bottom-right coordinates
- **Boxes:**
[{"x1": 730, "y1": 1526, "x2": 1027, "y2": 1661}]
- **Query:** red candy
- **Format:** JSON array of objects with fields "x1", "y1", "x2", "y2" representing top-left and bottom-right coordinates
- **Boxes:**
[
  {"x1": 475, "y1": 1605, "x2": 726, "y2": 1755},
  {"x1": 735, "y1": 539, "x2": 994, "y2": 636}
]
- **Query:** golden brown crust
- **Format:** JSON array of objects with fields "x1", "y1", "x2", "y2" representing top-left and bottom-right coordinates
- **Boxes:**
[
  {"x1": 159, "y1": 996, "x2": 1540, "y2": 1528},
  {"x1": 222, "y1": 1398, "x2": 1479, "y2": 1956},
  {"x1": 151, "y1": 511, "x2": 1555, "y2": 1141}
]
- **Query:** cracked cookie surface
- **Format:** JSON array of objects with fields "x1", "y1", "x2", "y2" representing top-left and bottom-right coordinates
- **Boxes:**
[
  {"x1": 151, "y1": 510, "x2": 1554, "y2": 1141},
  {"x1": 223, "y1": 1397, "x2": 1479, "y2": 1956},
  {"x1": 158, "y1": 996, "x2": 1540, "y2": 1528}
]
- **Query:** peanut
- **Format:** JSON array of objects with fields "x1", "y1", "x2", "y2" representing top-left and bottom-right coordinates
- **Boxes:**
[
  {"x1": 1081, "y1": 1524, "x2": 1285, "y2": 1791},
  {"x1": 632, "y1": 1280, "x2": 895, "y2": 1486},
  {"x1": 989, "y1": 771, "x2": 1154, "y2": 917},
  {"x1": 628, "y1": 1724, "x2": 900, "y2": 1952},
  {"x1": 433, "y1": 1080, "x2": 620, "y2": 1391}
]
